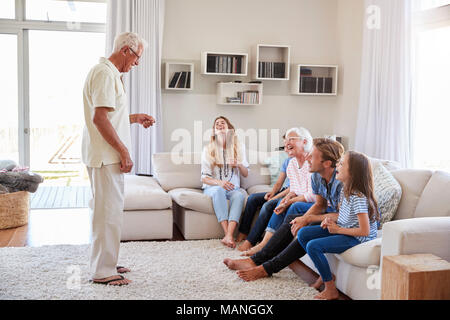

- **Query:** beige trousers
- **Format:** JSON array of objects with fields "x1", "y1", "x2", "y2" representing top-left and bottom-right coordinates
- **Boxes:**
[{"x1": 87, "y1": 163, "x2": 124, "y2": 279}]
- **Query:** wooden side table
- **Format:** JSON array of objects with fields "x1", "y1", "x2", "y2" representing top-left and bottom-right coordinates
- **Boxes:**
[{"x1": 382, "y1": 254, "x2": 450, "y2": 300}]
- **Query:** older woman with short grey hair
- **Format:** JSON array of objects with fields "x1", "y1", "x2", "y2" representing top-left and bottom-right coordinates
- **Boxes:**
[{"x1": 241, "y1": 126, "x2": 315, "y2": 256}]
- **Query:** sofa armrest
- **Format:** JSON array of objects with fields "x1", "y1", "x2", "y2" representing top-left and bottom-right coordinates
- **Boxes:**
[{"x1": 381, "y1": 217, "x2": 450, "y2": 262}]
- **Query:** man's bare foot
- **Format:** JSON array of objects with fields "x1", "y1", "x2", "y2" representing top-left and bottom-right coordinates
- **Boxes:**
[
  {"x1": 237, "y1": 266, "x2": 268, "y2": 282},
  {"x1": 310, "y1": 275, "x2": 335, "y2": 290},
  {"x1": 236, "y1": 233, "x2": 246, "y2": 243},
  {"x1": 116, "y1": 266, "x2": 131, "y2": 274},
  {"x1": 314, "y1": 281, "x2": 339, "y2": 300},
  {"x1": 237, "y1": 240, "x2": 252, "y2": 252},
  {"x1": 92, "y1": 275, "x2": 132, "y2": 286},
  {"x1": 223, "y1": 257, "x2": 257, "y2": 271},
  {"x1": 241, "y1": 241, "x2": 265, "y2": 256}
]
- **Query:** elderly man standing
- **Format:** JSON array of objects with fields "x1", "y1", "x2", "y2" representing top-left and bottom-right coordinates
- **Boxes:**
[{"x1": 82, "y1": 32, "x2": 154, "y2": 286}]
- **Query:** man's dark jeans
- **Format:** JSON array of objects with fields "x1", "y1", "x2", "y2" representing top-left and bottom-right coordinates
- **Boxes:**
[
  {"x1": 238, "y1": 192, "x2": 279, "y2": 245},
  {"x1": 250, "y1": 214, "x2": 305, "y2": 275}
]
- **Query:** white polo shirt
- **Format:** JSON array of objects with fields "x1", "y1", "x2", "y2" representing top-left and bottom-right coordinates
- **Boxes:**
[{"x1": 81, "y1": 57, "x2": 132, "y2": 168}]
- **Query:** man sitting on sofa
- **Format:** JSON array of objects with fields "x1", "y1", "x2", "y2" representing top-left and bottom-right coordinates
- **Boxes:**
[{"x1": 223, "y1": 138, "x2": 344, "y2": 284}]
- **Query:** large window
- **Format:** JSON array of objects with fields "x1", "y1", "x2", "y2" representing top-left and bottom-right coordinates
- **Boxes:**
[
  {"x1": 26, "y1": 0, "x2": 107, "y2": 23},
  {"x1": 29, "y1": 30, "x2": 105, "y2": 183},
  {"x1": 0, "y1": 0, "x2": 106, "y2": 186},
  {"x1": 413, "y1": 2, "x2": 450, "y2": 172},
  {"x1": 0, "y1": 34, "x2": 19, "y2": 163},
  {"x1": 0, "y1": 0, "x2": 15, "y2": 19}
]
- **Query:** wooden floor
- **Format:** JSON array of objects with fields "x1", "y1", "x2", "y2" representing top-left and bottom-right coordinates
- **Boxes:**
[
  {"x1": 30, "y1": 186, "x2": 91, "y2": 209},
  {"x1": 0, "y1": 208, "x2": 349, "y2": 300}
]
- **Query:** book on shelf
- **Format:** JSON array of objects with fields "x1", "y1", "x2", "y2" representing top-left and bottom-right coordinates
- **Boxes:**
[
  {"x1": 206, "y1": 54, "x2": 243, "y2": 74},
  {"x1": 274, "y1": 62, "x2": 285, "y2": 78},
  {"x1": 169, "y1": 72, "x2": 181, "y2": 88},
  {"x1": 317, "y1": 77, "x2": 324, "y2": 93},
  {"x1": 186, "y1": 71, "x2": 191, "y2": 89},
  {"x1": 207, "y1": 56, "x2": 216, "y2": 73},
  {"x1": 259, "y1": 62, "x2": 285, "y2": 78},
  {"x1": 324, "y1": 77, "x2": 333, "y2": 93},
  {"x1": 300, "y1": 67, "x2": 312, "y2": 76},
  {"x1": 299, "y1": 76, "x2": 333, "y2": 93},
  {"x1": 176, "y1": 71, "x2": 187, "y2": 88}
]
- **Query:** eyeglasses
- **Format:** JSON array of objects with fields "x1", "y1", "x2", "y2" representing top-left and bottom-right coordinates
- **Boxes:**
[{"x1": 129, "y1": 47, "x2": 141, "y2": 63}]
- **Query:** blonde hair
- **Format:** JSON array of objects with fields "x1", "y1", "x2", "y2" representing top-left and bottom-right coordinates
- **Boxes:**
[{"x1": 206, "y1": 116, "x2": 242, "y2": 168}]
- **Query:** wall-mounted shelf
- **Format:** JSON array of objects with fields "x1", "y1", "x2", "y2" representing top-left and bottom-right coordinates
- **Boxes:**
[
  {"x1": 165, "y1": 62, "x2": 194, "y2": 90},
  {"x1": 216, "y1": 82, "x2": 263, "y2": 105},
  {"x1": 252, "y1": 44, "x2": 290, "y2": 80},
  {"x1": 291, "y1": 64, "x2": 338, "y2": 96},
  {"x1": 201, "y1": 52, "x2": 248, "y2": 76}
]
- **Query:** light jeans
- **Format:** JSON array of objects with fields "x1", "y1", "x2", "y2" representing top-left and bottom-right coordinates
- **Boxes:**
[{"x1": 203, "y1": 185, "x2": 245, "y2": 223}]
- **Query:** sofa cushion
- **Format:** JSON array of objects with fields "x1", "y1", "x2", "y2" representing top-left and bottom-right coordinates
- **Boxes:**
[
  {"x1": 263, "y1": 151, "x2": 289, "y2": 187},
  {"x1": 152, "y1": 152, "x2": 202, "y2": 191},
  {"x1": 241, "y1": 162, "x2": 271, "y2": 190},
  {"x1": 169, "y1": 187, "x2": 248, "y2": 215},
  {"x1": 390, "y1": 169, "x2": 433, "y2": 220},
  {"x1": 124, "y1": 175, "x2": 172, "y2": 210},
  {"x1": 338, "y1": 237, "x2": 382, "y2": 268},
  {"x1": 414, "y1": 171, "x2": 450, "y2": 218},
  {"x1": 169, "y1": 188, "x2": 213, "y2": 214},
  {"x1": 247, "y1": 184, "x2": 272, "y2": 195},
  {"x1": 372, "y1": 162, "x2": 402, "y2": 227},
  {"x1": 370, "y1": 157, "x2": 402, "y2": 172}
]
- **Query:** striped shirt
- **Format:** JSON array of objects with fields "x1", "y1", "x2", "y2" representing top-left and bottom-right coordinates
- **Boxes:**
[
  {"x1": 286, "y1": 158, "x2": 314, "y2": 202},
  {"x1": 337, "y1": 194, "x2": 378, "y2": 243}
]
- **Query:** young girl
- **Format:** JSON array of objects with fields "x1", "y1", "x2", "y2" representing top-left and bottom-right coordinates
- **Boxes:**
[{"x1": 297, "y1": 150, "x2": 379, "y2": 300}]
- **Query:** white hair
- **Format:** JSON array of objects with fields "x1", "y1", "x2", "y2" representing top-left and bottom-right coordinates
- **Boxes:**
[
  {"x1": 285, "y1": 127, "x2": 313, "y2": 153},
  {"x1": 113, "y1": 32, "x2": 148, "y2": 53}
]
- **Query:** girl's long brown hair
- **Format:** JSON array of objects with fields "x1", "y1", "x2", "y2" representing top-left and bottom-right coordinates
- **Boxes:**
[
  {"x1": 344, "y1": 151, "x2": 379, "y2": 222},
  {"x1": 207, "y1": 116, "x2": 242, "y2": 168}
]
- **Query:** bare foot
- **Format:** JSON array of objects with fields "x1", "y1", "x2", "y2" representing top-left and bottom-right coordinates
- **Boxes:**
[
  {"x1": 314, "y1": 281, "x2": 339, "y2": 300},
  {"x1": 241, "y1": 242, "x2": 265, "y2": 256},
  {"x1": 225, "y1": 235, "x2": 236, "y2": 248},
  {"x1": 237, "y1": 240, "x2": 252, "y2": 252},
  {"x1": 116, "y1": 266, "x2": 131, "y2": 274},
  {"x1": 223, "y1": 257, "x2": 257, "y2": 271},
  {"x1": 314, "y1": 288, "x2": 339, "y2": 300},
  {"x1": 92, "y1": 275, "x2": 132, "y2": 286},
  {"x1": 237, "y1": 266, "x2": 268, "y2": 282},
  {"x1": 236, "y1": 233, "x2": 247, "y2": 243}
]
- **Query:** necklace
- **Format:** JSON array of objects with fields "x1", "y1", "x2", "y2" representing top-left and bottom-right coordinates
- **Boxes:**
[{"x1": 219, "y1": 149, "x2": 234, "y2": 181}]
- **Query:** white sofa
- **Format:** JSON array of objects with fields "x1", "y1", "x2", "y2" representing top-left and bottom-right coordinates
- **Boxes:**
[
  {"x1": 152, "y1": 152, "x2": 272, "y2": 240},
  {"x1": 121, "y1": 174, "x2": 173, "y2": 241},
  {"x1": 300, "y1": 169, "x2": 450, "y2": 300},
  {"x1": 125, "y1": 151, "x2": 450, "y2": 300}
]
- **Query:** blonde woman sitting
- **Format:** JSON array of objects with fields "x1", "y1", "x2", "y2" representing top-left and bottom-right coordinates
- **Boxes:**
[{"x1": 201, "y1": 116, "x2": 249, "y2": 248}]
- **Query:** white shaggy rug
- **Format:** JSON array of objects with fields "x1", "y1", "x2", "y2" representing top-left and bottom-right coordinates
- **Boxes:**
[{"x1": 0, "y1": 240, "x2": 318, "y2": 300}]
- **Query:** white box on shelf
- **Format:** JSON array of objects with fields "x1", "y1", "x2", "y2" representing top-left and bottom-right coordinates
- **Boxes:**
[
  {"x1": 165, "y1": 62, "x2": 194, "y2": 91},
  {"x1": 216, "y1": 82, "x2": 263, "y2": 106},
  {"x1": 201, "y1": 52, "x2": 248, "y2": 76},
  {"x1": 291, "y1": 64, "x2": 338, "y2": 96},
  {"x1": 252, "y1": 44, "x2": 290, "y2": 80}
]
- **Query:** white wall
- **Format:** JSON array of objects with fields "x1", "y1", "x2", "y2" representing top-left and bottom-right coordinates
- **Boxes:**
[
  {"x1": 162, "y1": 0, "x2": 364, "y2": 153},
  {"x1": 335, "y1": 0, "x2": 365, "y2": 150}
]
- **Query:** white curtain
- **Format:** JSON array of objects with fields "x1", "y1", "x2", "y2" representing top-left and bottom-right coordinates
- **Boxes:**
[
  {"x1": 355, "y1": 0, "x2": 414, "y2": 168},
  {"x1": 106, "y1": 0, "x2": 165, "y2": 175}
]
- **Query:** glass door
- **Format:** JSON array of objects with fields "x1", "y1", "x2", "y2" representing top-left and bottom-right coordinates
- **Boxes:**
[
  {"x1": 28, "y1": 30, "x2": 105, "y2": 186},
  {"x1": 0, "y1": 34, "x2": 19, "y2": 164}
]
